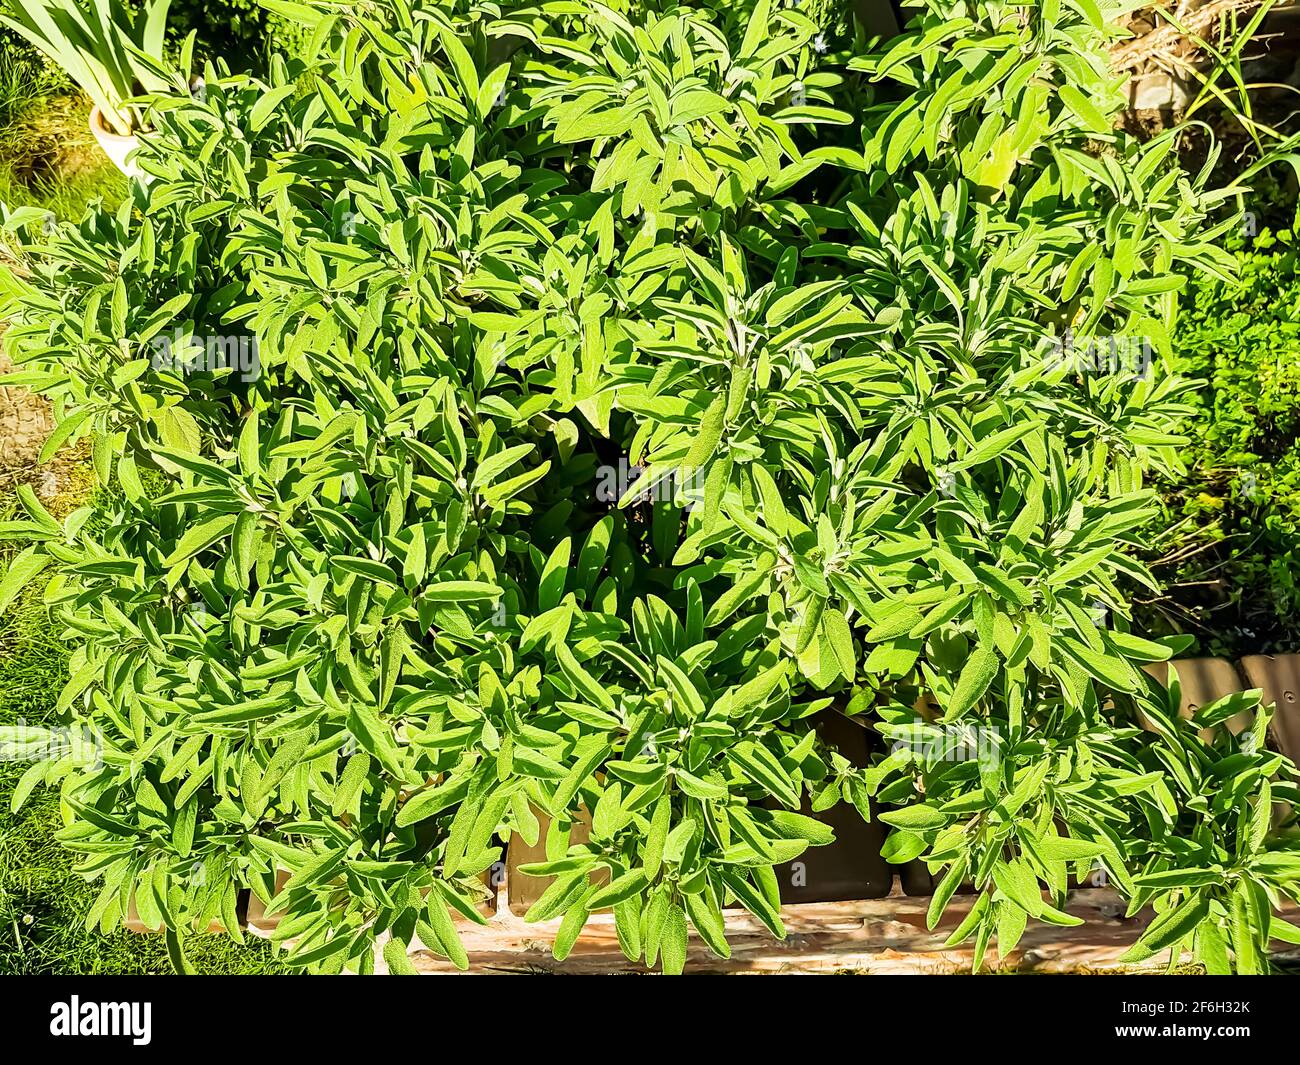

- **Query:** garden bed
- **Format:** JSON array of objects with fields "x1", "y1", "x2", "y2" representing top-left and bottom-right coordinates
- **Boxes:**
[{"x1": 389, "y1": 888, "x2": 1300, "y2": 975}]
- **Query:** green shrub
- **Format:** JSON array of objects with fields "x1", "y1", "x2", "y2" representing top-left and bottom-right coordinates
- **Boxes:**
[
  {"x1": 1137, "y1": 226, "x2": 1300, "y2": 656},
  {"x1": 0, "y1": 0, "x2": 1297, "y2": 975}
]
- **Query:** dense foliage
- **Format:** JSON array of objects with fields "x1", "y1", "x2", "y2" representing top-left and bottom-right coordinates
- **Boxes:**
[
  {"x1": 1, "y1": 0, "x2": 1298, "y2": 974},
  {"x1": 1138, "y1": 225, "x2": 1300, "y2": 656}
]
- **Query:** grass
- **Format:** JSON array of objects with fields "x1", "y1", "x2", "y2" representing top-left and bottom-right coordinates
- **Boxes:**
[
  {"x1": 0, "y1": 91, "x2": 126, "y2": 220},
  {"x1": 0, "y1": 40, "x2": 126, "y2": 223},
  {"x1": 0, "y1": 152, "x2": 125, "y2": 220},
  {"x1": 0, "y1": 42, "x2": 65, "y2": 129}
]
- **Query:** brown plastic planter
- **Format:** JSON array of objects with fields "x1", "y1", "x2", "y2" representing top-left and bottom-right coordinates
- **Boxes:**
[
  {"x1": 899, "y1": 860, "x2": 983, "y2": 896},
  {"x1": 1140, "y1": 658, "x2": 1251, "y2": 740},
  {"x1": 1232, "y1": 656, "x2": 1300, "y2": 832},
  {"x1": 1240, "y1": 655, "x2": 1300, "y2": 759},
  {"x1": 506, "y1": 806, "x2": 606, "y2": 916},
  {"x1": 901, "y1": 859, "x2": 983, "y2": 896},
  {"x1": 904, "y1": 857, "x2": 1105, "y2": 896},
  {"x1": 771, "y1": 711, "x2": 893, "y2": 903},
  {"x1": 899, "y1": 860, "x2": 936, "y2": 896},
  {"x1": 245, "y1": 870, "x2": 292, "y2": 937}
]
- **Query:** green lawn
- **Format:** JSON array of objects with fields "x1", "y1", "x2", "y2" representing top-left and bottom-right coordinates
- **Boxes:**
[{"x1": 0, "y1": 83, "x2": 126, "y2": 219}]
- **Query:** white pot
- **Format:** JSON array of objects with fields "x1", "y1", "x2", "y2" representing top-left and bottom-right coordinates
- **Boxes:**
[{"x1": 88, "y1": 104, "x2": 143, "y2": 179}]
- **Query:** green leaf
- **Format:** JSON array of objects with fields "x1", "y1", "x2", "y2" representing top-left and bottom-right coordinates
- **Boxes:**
[
  {"x1": 942, "y1": 645, "x2": 998, "y2": 721},
  {"x1": 879, "y1": 804, "x2": 948, "y2": 832},
  {"x1": 0, "y1": 546, "x2": 49, "y2": 616},
  {"x1": 1119, "y1": 896, "x2": 1210, "y2": 963},
  {"x1": 383, "y1": 937, "x2": 420, "y2": 975}
]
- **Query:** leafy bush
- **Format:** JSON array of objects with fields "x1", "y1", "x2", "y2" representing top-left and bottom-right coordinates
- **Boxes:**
[
  {"x1": 1, "y1": 0, "x2": 1297, "y2": 974},
  {"x1": 1137, "y1": 226, "x2": 1300, "y2": 656}
]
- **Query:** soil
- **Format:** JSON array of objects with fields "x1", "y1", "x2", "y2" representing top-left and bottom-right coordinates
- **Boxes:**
[{"x1": 0, "y1": 345, "x2": 92, "y2": 519}]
